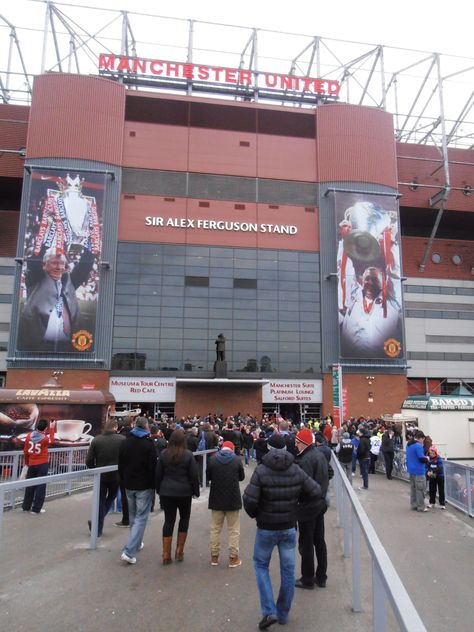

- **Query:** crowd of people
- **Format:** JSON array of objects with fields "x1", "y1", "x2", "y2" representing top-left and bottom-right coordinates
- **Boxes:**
[{"x1": 20, "y1": 410, "x2": 452, "y2": 629}]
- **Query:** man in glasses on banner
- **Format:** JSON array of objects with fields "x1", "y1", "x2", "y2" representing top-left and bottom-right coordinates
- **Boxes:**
[{"x1": 17, "y1": 246, "x2": 94, "y2": 352}]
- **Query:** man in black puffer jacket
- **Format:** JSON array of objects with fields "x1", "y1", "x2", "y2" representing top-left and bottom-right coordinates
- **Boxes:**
[
  {"x1": 207, "y1": 441, "x2": 245, "y2": 568},
  {"x1": 294, "y1": 428, "x2": 329, "y2": 590},
  {"x1": 243, "y1": 434, "x2": 321, "y2": 630}
]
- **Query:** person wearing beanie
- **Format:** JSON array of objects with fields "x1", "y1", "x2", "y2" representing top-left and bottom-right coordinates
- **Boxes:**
[
  {"x1": 206, "y1": 440, "x2": 245, "y2": 568},
  {"x1": 294, "y1": 428, "x2": 329, "y2": 590},
  {"x1": 336, "y1": 432, "x2": 354, "y2": 485},
  {"x1": 243, "y1": 430, "x2": 321, "y2": 629}
]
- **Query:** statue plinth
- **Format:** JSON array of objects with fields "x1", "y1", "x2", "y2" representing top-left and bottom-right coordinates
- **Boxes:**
[{"x1": 214, "y1": 360, "x2": 227, "y2": 378}]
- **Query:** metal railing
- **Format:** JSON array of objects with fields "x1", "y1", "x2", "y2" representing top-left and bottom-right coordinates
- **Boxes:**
[
  {"x1": 375, "y1": 450, "x2": 474, "y2": 518},
  {"x1": 332, "y1": 452, "x2": 427, "y2": 632},
  {"x1": 0, "y1": 447, "x2": 217, "y2": 510}
]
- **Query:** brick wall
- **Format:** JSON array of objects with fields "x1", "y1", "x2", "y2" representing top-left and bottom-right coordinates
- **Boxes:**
[
  {"x1": 0, "y1": 211, "x2": 19, "y2": 257},
  {"x1": 402, "y1": 236, "x2": 474, "y2": 280},
  {"x1": 175, "y1": 383, "x2": 262, "y2": 419}
]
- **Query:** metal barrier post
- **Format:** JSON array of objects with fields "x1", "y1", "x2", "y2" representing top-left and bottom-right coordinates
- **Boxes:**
[
  {"x1": 10, "y1": 453, "x2": 20, "y2": 509},
  {"x1": 89, "y1": 472, "x2": 101, "y2": 550},
  {"x1": 467, "y1": 468, "x2": 473, "y2": 517},
  {"x1": 0, "y1": 489, "x2": 4, "y2": 543},
  {"x1": 342, "y1": 492, "x2": 350, "y2": 558},
  {"x1": 373, "y1": 560, "x2": 388, "y2": 631},
  {"x1": 352, "y1": 512, "x2": 362, "y2": 612},
  {"x1": 335, "y1": 474, "x2": 343, "y2": 526},
  {"x1": 66, "y1": 449, "x2": 73, "y2": 495},
  {"x1": 202, "y1": 452, "x2": 207, "y2": 488}
]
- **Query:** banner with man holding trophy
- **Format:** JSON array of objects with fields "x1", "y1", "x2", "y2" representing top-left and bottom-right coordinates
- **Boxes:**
[
  {"x1": 16, "y1": 169, "x2": 106, "y2": 354},
  {"x1": 335, "y1": 192, "x2": 404, "y2": 361}
]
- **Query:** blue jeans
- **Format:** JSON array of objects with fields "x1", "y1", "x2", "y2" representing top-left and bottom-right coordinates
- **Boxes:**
[
  {"x1": 359, "y1": 458, "x2": 370, "y2": 489},
  {"x1": 253, "y1": 528, "x2": 296, "y2": 623},
  {"x1": 123, "y1": 489, "x2": 154, "y2": 557}
]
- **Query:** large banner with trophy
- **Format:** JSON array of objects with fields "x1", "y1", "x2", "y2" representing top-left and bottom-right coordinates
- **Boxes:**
[
  {"x1": 16, "y1": 169, "x2": 105, "y2": 354},
  {"x1": 335, "y1": 192, "x2": 404, "y2": 361}
]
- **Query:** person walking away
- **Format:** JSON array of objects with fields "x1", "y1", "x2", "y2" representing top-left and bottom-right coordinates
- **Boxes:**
[
  {"x1": 427, "y1": 446, "x2": 446, "y2": 509},
  {"x1": 336, "y1": 432, "x2": 354, "y2": 485},
  {"x1": 118, "y1": 417, "x2": 157, "y2": 564},
  {"x1": 86, "y1": 419, "x2": 124, "y2": 536},
  {"x1": 294, "y1": 428, "x2": 327, "y2": 589},
  {"x1": 381, "y1": 429, "x2": 395, "y2": 479},
  {"x1": 207, "y1": 440, "x2": 245, "y2": 567},
  {"x1": 115, "y1": 416, "x2": 134, "y2": 528},
  {"x1": 243, "y1": 434, "x2": 321, "y2": 629},
  {"x1": 330, "y1": 424, "x2": 339, "y2": 450},
  {"x1": 156, "y1": 428, "x2": 200, "y2": 564},
  {"x1": 369, "y1": 430, "x2": 382, "y2": 474},
  {"x1": 406, "y1": 430, "x2": 430, "y2": 512},
  {"x1": 254, "y1": 431, "x2": 268, "y2": 464},
  {"x1": 356, "y1": 427, "x2": 371, "y2": 491},
  {"x1": 22, "y1": 419, "x2": 55, "y2": 514},
  {"x1": 242, "y1": 427, "x2": 254, "y2": 466}
]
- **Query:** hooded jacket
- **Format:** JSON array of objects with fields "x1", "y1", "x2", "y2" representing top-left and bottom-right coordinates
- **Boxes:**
[
  {"x1": 243, "y1": 449, "x2": 320, "y2": 530},
  {"x1": 207, "y1": 449, "x2": 245, "y2": 511},
  {"x1": 294, "y1": 444, "x2": 326, "y2": 522},
  {"x1": 118, "y1": 427, "x2": 157, "y2": 490}
]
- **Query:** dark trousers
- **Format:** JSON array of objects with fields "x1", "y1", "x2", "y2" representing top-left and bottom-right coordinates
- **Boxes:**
[
  {"x1": 118, "y1": 482, "x2": 129, "y2": 525},
  {"x1": 298, "y1": 509, "x2": 328, "y2": 584},
  {"x1": 161, "y1": 495, "x2": 192, "y2": 537},
  {"x1": 369, "y1": 453, "x2": 378, "y2": 474},
  {"x1": 22, "y1": 462, "x2": 49, "y2": 513},
  {"x1": 98, "y1": 479, "x2": 119, "y2": 534},
  {"x1": 428, "y1": 476, "x2": 445, "y2": 506},
  {"x1": 383, "y1": 451, "x2": 394, "y2": 479}
]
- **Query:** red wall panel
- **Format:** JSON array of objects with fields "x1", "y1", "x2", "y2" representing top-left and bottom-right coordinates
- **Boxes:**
[
  {"x1": 0, "y1": 104, "x2": 29, "y2": 178},
  {"x1": 397, "y1": 143, "x2": 474, "y2": 212},
  {"x1": 118, "y1": 195, "x2": 319, "y2": 251},
  {"x1": 123, "y1": 121, "x2": 189, "y2": 170},
  {"x1": 188, "y1": 128, "x2": 257, "y2": 176},
  {"x1": 257, "y1": 134, "x2": 317, "y2": 182},
  {"x1": 402, "y1": 236, "x2": 474, "y2": 280},
  {"x1": 316, "y1": 105, "x2": 397, "y2": 187},
  {"x1": 26, "y1": 74, "x2": 125, "y2": 165}
]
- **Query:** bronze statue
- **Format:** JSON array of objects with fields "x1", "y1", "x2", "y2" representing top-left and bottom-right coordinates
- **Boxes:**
[{"x1": 215, "y1": 333, "x2": 226, "y2": 361}]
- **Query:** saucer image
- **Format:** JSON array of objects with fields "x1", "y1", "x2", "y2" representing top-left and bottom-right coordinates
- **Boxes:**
[{"x1": 53, "y1": 433, "x2": 93, "y2": 446}]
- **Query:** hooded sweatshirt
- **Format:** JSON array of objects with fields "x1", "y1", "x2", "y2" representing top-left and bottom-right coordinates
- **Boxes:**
[{"x1": 118, "y1": 427, "x2": 157, "y2": 490}]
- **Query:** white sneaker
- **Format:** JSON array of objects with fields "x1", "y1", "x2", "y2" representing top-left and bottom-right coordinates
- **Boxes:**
[
  {"x1": 429, "y1": 504, "x2": 435, "y2": 508},
  {"x1": 121, "y1": 552, "x2": 137, "y2": 564},
  {"x1": 30, "y1": 509, "x2": 46, "y2": 514},
  {"x1": 440, "y1": 505, "x2": 446, "y2": 510},
  {"x1": 138, "y1": 542, "x2": 144, "y2": 551}
]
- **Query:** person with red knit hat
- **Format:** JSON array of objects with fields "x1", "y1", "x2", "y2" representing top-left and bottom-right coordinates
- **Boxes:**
[
  {"x1": 294, "y1": 427, "x2": 329, "y2": 589},
  {"x1": 207, "y1": 440, "x2": 245, "y2": 567}
]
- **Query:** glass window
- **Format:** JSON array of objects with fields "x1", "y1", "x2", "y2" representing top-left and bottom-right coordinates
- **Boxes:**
[
  {"x1": 234, "y1": 278, "x2": 257, "y2": 288},
  {"x1": 234, "y1": 320, "x2": 257, "y2": 330}
]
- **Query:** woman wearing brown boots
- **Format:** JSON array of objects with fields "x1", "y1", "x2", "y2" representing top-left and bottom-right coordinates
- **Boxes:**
[{"x1": 156, "y1": 429, "x2": 200, "y2": 564}]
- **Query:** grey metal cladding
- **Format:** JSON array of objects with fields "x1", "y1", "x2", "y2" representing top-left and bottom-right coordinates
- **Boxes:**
[
  {"x1": 258, "y1": 179, "x2": 318, "y2": 206},
  {"x1": 189, "y1": 173, "x2": 256, "y2": 202},
  {"x1": 123, "y1": 168, "x2": 187, "y2": 196}
]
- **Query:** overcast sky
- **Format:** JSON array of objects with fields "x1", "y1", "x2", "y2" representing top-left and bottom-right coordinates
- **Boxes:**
[{"x1": 3, "y1": 0, "x2": 473, "y2": 58}]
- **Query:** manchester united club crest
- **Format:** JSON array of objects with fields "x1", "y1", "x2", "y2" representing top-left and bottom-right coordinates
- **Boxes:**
[
  {"x1": 383, "y1": 338, "x2": 401, "y2": 358},
  {"x1": 72, "y1": 330, "x2": 93, "y2": 352}
]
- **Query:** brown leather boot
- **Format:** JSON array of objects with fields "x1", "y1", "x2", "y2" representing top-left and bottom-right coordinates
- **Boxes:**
[
  {"x1": 175, "y1": 531, "x2": 187, "y2": 561},
  {"x1": 162, "y1": 536, "x2": 173, "y2": 565}
]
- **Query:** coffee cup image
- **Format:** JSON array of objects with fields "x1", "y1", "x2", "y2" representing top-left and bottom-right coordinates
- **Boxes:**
[{"x1": 56, "y1": 420, "x2": 92, "y2": 442}]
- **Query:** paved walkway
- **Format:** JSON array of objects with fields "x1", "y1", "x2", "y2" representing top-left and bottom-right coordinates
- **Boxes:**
[{"x1": 1, "y1": 464, "x2": 472, "y2": 632}]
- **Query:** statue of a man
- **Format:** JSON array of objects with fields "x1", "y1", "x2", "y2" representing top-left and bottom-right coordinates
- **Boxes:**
[{"x1": 215, "y1": 333, "x2": 226, "y2": 361}]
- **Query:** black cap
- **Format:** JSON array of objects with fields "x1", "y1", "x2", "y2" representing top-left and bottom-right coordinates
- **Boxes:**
[{"x1": 268, "y1": 434, "x2": 286, "y2": 450}]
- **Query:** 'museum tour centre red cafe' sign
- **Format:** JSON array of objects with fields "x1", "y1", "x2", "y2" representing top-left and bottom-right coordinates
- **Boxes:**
[{"x1": 98, "y1": 54, "x2": 341, "y2": 97}]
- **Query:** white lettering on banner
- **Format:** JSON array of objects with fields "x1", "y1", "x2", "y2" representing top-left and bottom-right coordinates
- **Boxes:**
[
  {"x1": 262, "y1": 379, "x2": 322, "y2": 403},
  {"x1": 109, "y1": 377, "x2": 176, "y2": 402},
  {"x1": 144, "y1": 216, "x2": 298, "y2": 235}
]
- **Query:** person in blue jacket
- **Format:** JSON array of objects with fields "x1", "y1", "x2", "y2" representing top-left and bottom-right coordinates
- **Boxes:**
[{"x1": 406, "y1": 430, "x2": 429, "y2": 512}]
